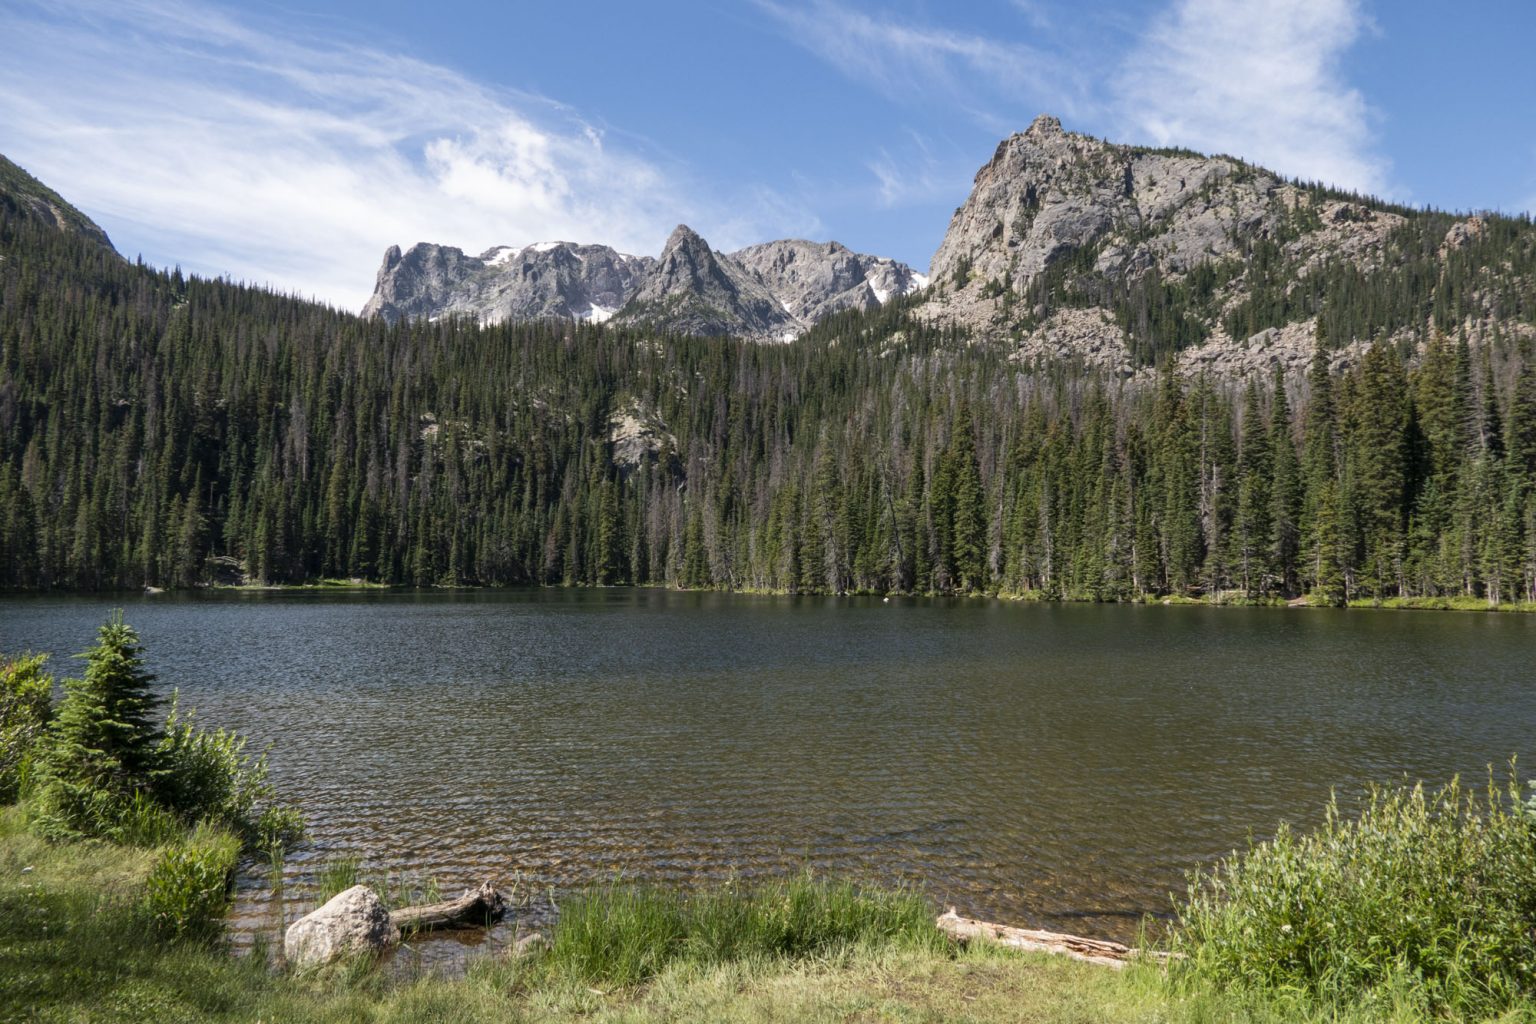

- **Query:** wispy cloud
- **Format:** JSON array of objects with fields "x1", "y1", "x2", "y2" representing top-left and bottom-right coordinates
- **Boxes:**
[
  {"x1": 761, "y1": 0, "x2": 1391, "y2": 201},
  {"x1": 752, "y1": 0, "x2": 1088, "y2": 121},
  {"x1": 867, "y1": 131, "x2": 966, "y2": 209},
  {"x1": 1114, "y1": 0, "x2": 1391, "y2": 196},
  {"x1": 0, "y1": 0, "x2": 806, "y2": 309}
]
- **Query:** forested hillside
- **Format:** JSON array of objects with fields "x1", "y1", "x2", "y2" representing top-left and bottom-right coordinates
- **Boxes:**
[{"x1": 2, "y1": 166, "x2": 1534, "y2": 603}]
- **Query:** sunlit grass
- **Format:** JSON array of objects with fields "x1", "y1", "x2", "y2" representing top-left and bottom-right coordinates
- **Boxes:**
[
  {"x1": 536, "y1": 874, "x2": 944, "y2": 986},
  {"x1": 1172, "y1": 770, "x2": 1536, "y2": 1018},
  {"x1": 8, "y1": 793, "x2": 1536, "y2": 1022}
]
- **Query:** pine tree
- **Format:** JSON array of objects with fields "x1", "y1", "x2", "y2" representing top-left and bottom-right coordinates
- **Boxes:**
[
  {"x1": 33, "y1": 612, "x2": 165, "y2": 838},
  {"x1": 1506, "y1": 357, "x2": 1536, "y2": 490},
  {"x1": 1301, "y1": 339, "x2": 1339, "y2": 593},
  {"x1": 1268, "y1": 369, "x2": 1302, "y2": 595},
  {"x1": 1351, "y1": 343, "x2": 1409, "y2": 596},
  {"x1": 1233, "y1": 378, "x2": 1272, "y2": 596},
  {"x1": 948, "y1": 406, "x2": 988, "y2": 592}
]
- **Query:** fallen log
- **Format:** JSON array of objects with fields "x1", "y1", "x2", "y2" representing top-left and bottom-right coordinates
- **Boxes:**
[
  {"x1": 389, "y1": 881, "x2": 506, "y2": 933},
  {"x1": 935, "y1": 908, "x2": 1173, "y2": 969}
]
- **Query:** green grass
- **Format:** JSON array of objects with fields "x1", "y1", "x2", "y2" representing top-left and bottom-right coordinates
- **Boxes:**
[
  {"x1": 1172, "y1": 772, "x2": 1536, "y2": 1018},
  {"x1": 7, "y1": 796, "x2": 1536, "y2": 1023},
  {"x1": 537, "y1": 875, "x2": 944, "y2": 986},
  {"x1": 1350, "y1": 594, "x2": 1536, "y2": 613}
]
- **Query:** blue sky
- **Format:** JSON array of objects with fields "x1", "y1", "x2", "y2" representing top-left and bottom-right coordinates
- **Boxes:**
[{"x1": 2, "y1": 0, "x2": 1532, "y2": 310}]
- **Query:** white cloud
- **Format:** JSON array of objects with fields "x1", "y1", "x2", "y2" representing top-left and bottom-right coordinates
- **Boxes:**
[
  {"x1": 752, "y1": 0, "x2": 1088, "y2": 122},
  {"x1": 0, "y1": 0, "x2": 807, "y2": 310},
  {"x1": 760, "y1": 0, "x2": 1391, "y2": 202},
  {"x1": 1114, "y1": 0, "x2": 1391, "y2": 196},
  {"x1": 867, "y1": 131, "x2": 966, "y2": 209}
]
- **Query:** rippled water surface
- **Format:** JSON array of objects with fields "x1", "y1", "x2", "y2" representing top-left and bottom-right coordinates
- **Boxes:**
[{"x1": 4, "y1": 590, "x2": 1534, "y2": 963}]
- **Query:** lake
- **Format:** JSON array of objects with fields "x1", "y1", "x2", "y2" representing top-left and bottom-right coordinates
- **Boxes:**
[{"x1": 3, "y1": 590, "x2": 1533, "y2": 963}]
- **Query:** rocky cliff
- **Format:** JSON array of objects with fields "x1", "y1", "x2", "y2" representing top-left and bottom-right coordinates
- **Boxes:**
[
  {"x1": 612, "y1": 225, "x2": 794, "y2": 339},
  {"x1": 362, "y1": 226, "x2": 927, "y2": 341},
  {"x1": 921, "y1": 114, "x2": 1528, "y2": 376},
  {"x1": 731, "y1": 239, "x2": 927, "y2": 325},
  {"x1": 0, "y1": 154, "x2": 119, "y2": 255},
  {"x1": 362, "y1": 240, "x2": 653, "y2": 326}
]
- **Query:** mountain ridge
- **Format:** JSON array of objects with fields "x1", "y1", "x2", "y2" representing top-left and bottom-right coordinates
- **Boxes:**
[
  {"x1": 918, "y1": 114, "x2": 1532, "y2": 377},
  {"x1": 0, "y1": 154, "x2": 119, "y2": 256},
  {"x1": 362, "y1": 224, "x2": 929, "y2": 341}
]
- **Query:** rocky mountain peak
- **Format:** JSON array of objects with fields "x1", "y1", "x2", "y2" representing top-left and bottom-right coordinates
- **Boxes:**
[
  {"x1": 620, "y1": 224, "x2": 790, "y2": 339},
  {"x1": 362, "y1": 224, "x2": 927, "y2": 342},
  {"x1": 922, "y1": 114, "x2": 1409, "y2": 378},
  {"x1": 362, "y1": 239, "x2": 651, "y2": 326},
  {"x1": 919, "y1": 115, "x2": 1534, "y2": 381},
  {"x1": 1026, "y1": 113, "x2": 1063, "y2": 136},
  {"x1": 730, "y1": 239, "x2": 929, "y2": 325},
  {"x1": 646, "y1": 224, "x2": 733, "y2": 296},
  {"x1": 663, "y1": 223, "x2": 710, "y2": 252}
]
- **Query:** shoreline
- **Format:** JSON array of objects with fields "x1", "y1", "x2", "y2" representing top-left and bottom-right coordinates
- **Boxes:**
[{"x1": 11, "y1": 580, "x2": 1532, "y2": 614}]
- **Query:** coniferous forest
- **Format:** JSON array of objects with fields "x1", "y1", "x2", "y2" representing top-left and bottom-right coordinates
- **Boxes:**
[{"x1": 3, "y1": 178, "x2": 1536, "y2": 605}]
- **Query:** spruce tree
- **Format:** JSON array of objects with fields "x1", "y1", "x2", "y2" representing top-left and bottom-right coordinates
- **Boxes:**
[
  {"x1": 1301, "y1": 339, "x2": 1338, "y2": 593},
  {"x1": 1352, "y1": 343, "x2": 1409, "y2": 596},
  {"x1": 1233, "y1": 378, "x2": 1272, "y2": 596},
  {"x1": 33, "y1": 612, "x2": 164, "y2": 838},
  {"x1": 948, "y1": 406, "x2": 988, "y2": 592},
  {"x1": 1268, "y1": 368, "x2": 1302, "y2": 595}
]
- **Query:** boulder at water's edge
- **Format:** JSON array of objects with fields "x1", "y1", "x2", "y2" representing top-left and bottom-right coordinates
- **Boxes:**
[{"x1": 284, "y1": 884, "x2": 399, "y2": 969}]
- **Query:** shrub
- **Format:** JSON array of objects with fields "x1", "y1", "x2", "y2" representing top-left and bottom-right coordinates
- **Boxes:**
[
  {"x1": 29, "y1": 614, "x2": 304, "y2": 854},
  {"x1": 156, "y1": 694, "x2": 303, "y2": 851},
  {"x1": 140, "y1": 824, "x2": 242, "y2": 940},
  {"x1": 0, "y1": 652, "x2": 53, "y2": 802},
  {"x1": 544, "y1": 874, "x2": 942, "y2": 986},
  {"x1": 1171, "y1": 771, "x2": 1536, "y2": 1016}
]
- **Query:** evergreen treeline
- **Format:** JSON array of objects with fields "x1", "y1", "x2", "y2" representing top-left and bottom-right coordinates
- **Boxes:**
[{"x1": 2, "y1": 187, "x2": 1535, "y2": 603}]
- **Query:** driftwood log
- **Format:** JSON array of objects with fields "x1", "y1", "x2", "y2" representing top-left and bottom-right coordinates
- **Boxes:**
[
  {"x1": 389, "y1": 881, "x2": 506, "y2": 933},
  {"x1": 935, "y1": 909, "x2": 1173, "y2": 969}
]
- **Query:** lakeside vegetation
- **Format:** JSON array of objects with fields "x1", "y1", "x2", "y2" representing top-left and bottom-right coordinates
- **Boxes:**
[
  {"x1": 6, "y1": 617, "x2": 1536, "y2": 1021},
  {"x1": 4, "y1": 182, "x2": 1536, "y2": 609}
]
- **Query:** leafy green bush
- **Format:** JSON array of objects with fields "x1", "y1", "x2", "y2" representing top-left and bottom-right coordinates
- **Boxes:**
[
  {"x1": 141, "y1": 824, "x2": 242, "y2": 940},
  {"x1": 1172, "y1": 772, "x2": 1536, "y2": 1016},
  {"x1": 156, "y1": 694, "x2": 304, "y2": 850},
  {"x1": 0, "y1": 652, "x2": 53, "y2": 802},
  {"x1": 545, "y1": 874, "x2": 943, "y2": 986}
]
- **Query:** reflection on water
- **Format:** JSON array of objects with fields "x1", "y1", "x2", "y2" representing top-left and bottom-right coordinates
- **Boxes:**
[{"x1": 4, "y1": 590, "x2": 1534, "y2": 970}]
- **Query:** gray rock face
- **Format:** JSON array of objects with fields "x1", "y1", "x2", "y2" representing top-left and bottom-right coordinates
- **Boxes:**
[
  {"x1": 361, "y1": 241, "x2": 652, "y2": 326},
  {"x1": 922, "y1": 113, "x2": 1416, "y2": 377},
  {"x1": 0, "y1": 154, "x2": 118, "y2": 255},
  {"x1": 608, "y1": 399, "x2": 676, "y2": 472},
  {"x1": 613, "y1": 224, "x2": 792, "y2": 339},
  {"x1": 731, "y1": 239, "x2": 928, "y2": 325},
  {"x1": 929, "y1": 114, "x2": 1284, "y2": 300},
  {"x1": 361, "y1": 226, "x2": 926, "y2": 342},
  {"x1": 284, "y1": 884, "x2": 399, "y2": 970}
]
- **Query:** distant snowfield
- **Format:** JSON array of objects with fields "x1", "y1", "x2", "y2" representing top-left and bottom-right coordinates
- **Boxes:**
[{"x1": 481, "y1": 246, "x2": 516, "y2": 266}]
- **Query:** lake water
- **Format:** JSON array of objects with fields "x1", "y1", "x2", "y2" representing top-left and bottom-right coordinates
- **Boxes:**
[{"x1": 3, "y1": 590, "x2": 1533, "y2": 964}]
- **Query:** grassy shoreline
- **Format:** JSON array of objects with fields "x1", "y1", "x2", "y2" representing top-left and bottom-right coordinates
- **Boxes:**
[
  {"x1": 39, "y1": 578, "x2": 1535, "y2": 614},
  {"x1": 4, "y1": 799, "x2": 1532, "y2": 1024},
  {"x1": 9, "y1": 615, "x2": 1535, "y2": 1021}
]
